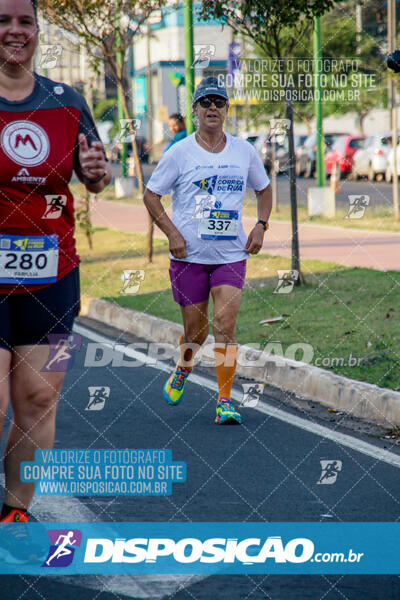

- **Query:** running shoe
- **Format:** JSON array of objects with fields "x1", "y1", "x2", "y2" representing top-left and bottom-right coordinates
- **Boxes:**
[
  {"x1": 215, "y1": 398, "x2": 242, "y2": 425},
  {"x1": 0, "y1": 511, "x2": 46, "y2": 564},
  {"x1": 0, "y1": 508, "x2": 29, "y2": 523},
  {"x1": 163, "y1": 364, "x2": 191, "y2": 405}
]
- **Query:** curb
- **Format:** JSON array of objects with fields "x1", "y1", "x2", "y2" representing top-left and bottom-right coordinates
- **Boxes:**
[{"x1": 83, "y1": 298, "x2": 400, "y2": 427}]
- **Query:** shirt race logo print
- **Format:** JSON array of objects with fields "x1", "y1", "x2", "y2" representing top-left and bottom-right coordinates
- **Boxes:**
[
  {"x1": 193, "y1": 175, "x2": 218, "y2": 194},
  {"x1": 1, "y1": 121, "x2": 50, "y2": 167},
  {"x1": 42, "y1": 529, "x2": 82, "y2": 568},
  {"x1": 11, "y1": 167, "x2": 46, "y2": 186}
]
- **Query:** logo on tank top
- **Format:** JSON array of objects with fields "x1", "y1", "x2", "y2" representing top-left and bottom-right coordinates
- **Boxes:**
[{"x1": 1, "y1": 120, "x2": 50, "y2": 166}]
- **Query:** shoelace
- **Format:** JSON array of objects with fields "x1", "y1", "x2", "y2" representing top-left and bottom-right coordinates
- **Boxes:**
[{"x1": 171, "y1": 366, "x2": 190, "y2": 391}]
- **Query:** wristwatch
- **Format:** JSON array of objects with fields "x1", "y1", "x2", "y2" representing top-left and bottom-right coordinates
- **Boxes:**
[
  {"x1": 82, "y1": 171, "x2": 107, "y2": 185},
  {"x1": 256, "y1": 220, "x2": 269, "y2": 231}
]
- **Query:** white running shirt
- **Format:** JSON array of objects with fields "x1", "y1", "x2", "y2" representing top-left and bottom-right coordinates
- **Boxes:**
[{"x1": 146, "y1": 132, "x2": 270, "y2": 264}]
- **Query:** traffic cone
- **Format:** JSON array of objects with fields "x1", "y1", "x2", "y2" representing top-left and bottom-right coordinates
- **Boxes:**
[{"x1": 330, "y1": 162, "x2": 339, "y2": 193}]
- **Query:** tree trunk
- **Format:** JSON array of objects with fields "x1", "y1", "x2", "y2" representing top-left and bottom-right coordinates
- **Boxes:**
[
  {"x1": 357, "y1": 113, "x2": 365, "y2": 135},
  {"x1": 285, "y1": 94, "x2": 303, "y2": 284}
]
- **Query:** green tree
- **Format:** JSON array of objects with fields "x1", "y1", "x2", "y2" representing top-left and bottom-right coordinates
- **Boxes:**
[
  {"x1": 319, "y1": 4, "x2": 385, "y2": 133},
  {"x1": 200, "y1": 0, "x2": 335, "y2": 281},
  {"x1": 247, "y1": 7, "x2": 384, "y2": 135},
  {"x1": 38, "y1": 0, "x2": 167, "y2": 261},
  {"x1": 93, "y1": 97, "x2": 119, "y2": 123}
]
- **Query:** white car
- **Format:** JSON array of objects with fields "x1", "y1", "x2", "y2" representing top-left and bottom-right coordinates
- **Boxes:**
[
  {"x1": 351, "y1": 134, "x2": 394, "y2": 181},
  {"x1": 385, "y1": 145, "x2": 400, "y2": 182}
]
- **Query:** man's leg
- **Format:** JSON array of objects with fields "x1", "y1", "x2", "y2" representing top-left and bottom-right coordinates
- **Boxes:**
[
  {"x1": 211, "y1": 284, "x2": 242, "y2": 423},
  {"x1": 179, "y1": 299, "x2": 210, "y2": 366},
  {"x1": 163, "y1": 300, "x2": 209, "y2": 405},
  {"x1": 4, "y1": 345, "x2": 66, "y2": 510}
]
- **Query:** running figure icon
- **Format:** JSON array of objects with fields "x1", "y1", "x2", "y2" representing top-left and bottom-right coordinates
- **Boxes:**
[
  {"x1": 45, "y1": 531, "x2": 77, "y2": 566},
  {"x1": 317, "y1": 460, "x2": 342, "y2": 485},
  {"x1": 43, "y1": 339, "x2": 72, "y2": 371}
]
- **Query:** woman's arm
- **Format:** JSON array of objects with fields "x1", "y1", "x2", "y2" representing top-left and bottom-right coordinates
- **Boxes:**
[{"x1": 78, "y1": 134, "x2": 112, "y2": 193}]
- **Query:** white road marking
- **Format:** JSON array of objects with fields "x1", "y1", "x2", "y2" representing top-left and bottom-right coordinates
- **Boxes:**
[
  {"x1": 75, "y1": 323, "x2": 400, "y2": 469},
  {"x1": 0, "y1": 474, "x2": 205, "y2": 598}
]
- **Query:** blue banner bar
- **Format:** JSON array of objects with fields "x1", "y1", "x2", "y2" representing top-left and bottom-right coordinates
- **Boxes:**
[{"x1": 0, "y1": 522, "x2": 398, "y2": 574}]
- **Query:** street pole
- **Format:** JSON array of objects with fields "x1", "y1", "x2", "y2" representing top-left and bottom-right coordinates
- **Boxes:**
[
  {"x1": 271, "y1": 136, "x2": 278, "y2": 212},
  {"x1": 116, "y1": 20, "x2": 127, "y2": 178},
  {"x1": 242, "y1": 34, "x2": 250, "y2": 131},
  {"x1": 43, "y1": 19, "x2": 49, "y2": 78},
  {"x1": 184, "y1": 0, "x2": 195, "y2": 134},
  {"x1": 146, "y1": 24, "x2": 154, "y2": 160},
  {"x1": 313, "y1": 16, "x2": 325, "y2": 187},
  {"x1": 356, "y1": 3, "x2": 362, "y2": 56},
  {"x1": 388, "y1": 0, "x2": 399, "y2": 219}
]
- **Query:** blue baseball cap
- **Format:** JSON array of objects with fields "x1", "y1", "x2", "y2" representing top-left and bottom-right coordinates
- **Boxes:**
[{"x1": 192, "y1": 77, "x2": 229, "y2": 104}]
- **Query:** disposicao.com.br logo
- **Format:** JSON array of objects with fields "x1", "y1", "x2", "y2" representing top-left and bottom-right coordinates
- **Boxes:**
[{"x1": 83, "y1": 536, "x2": 362, "y2": 566}]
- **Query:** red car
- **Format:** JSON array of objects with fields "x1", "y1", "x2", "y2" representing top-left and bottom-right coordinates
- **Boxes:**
[{"x1": 324, "y1": 135, "x2": 365, "y2": 177}]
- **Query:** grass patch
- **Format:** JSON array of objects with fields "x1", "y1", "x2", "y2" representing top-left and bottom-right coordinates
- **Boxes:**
[
  {"x1": 243, "y1": 195, "x2": 400, "y2": 232},
  {"x1": 77, "y1": 226, "x2": 400, "y2": 391}
]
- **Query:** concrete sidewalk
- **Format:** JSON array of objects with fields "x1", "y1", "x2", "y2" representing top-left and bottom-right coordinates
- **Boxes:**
[{"x1": 89, "y1": 198, "x2": 400, "y2": 271}]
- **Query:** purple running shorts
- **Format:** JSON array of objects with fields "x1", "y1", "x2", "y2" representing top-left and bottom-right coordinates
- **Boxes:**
[{"x1": 169, "y1": 259, "x2": 247, "y2": 306}]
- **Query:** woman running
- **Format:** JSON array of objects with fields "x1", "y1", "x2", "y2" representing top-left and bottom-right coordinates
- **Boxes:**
[{"x1": 0, "y1": 0, "x2": 111, "y2": 524}]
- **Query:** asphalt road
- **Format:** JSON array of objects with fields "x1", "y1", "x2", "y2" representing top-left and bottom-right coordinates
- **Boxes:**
[
  {"x1": 273, "y1": 173, "x2": 393, "y2": 210},
  {"x1": 108, "y1": 160, "x2": 394, "y2": 212},
  {"x1": 1, "y1": 318, "x2": 400, "y2": 599}
]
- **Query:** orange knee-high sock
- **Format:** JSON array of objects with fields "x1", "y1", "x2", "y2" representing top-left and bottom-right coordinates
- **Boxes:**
[
  {"x1": 178, "y1": 335, "x2": 198, "y2": 369},
  {"x1": 214, "y1": 345, "x2": 238, "y2": 401}
]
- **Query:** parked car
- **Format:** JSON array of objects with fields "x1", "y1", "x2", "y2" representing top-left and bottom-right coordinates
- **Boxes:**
[
  {"x1": 324, "y1": 135, "x2": 365, "y2": 177},
  {"x1": 254, "y1": 133, "x2": 306, "y2": 174},
  {"x1": 110, "y1": 135, "x2": 150, "y2": 164},
  {"x1": 296, "y1": 132, "x2": 347, "y2": 177},
  {"x1": 294, "y1": 134, "x2": 308, "y2": 155},
  {"x1": 385, "y1": 145, "x2": 400, "y2": 182},
  {"x1": 351, "y1": 133, "x2": 394, "y2": 181}
]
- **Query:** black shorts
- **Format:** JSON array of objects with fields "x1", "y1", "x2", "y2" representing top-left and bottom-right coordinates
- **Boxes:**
[{"x1": 0, "y1": 267, "x2": 80, "y2": 350}]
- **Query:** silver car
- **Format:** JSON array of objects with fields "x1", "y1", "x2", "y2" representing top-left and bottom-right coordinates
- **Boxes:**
[
  {"x1": 351, "y1": 134, "x2": 394, "y2": 181},
  {"x1": 254, "y1": 133, "x2": 306, "y2": 174}
]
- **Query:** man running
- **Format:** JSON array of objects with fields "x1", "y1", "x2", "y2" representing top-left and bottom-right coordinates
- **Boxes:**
[{"x1": 144, "y1": 77, "x2": 271, "y2": 425}]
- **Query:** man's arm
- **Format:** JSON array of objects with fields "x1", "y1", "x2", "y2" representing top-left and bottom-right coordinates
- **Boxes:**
[
  {"x1": 143, "y1": 189, "x2": 187, "y2": 259},
  {"x1": 244, "y1": 184, "x2": 272, "y2": 254}
]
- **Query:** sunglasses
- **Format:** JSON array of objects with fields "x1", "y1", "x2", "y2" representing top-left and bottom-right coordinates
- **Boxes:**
[{"x1": 198, "y1": 96, "x2": 227, "y2": 108}]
